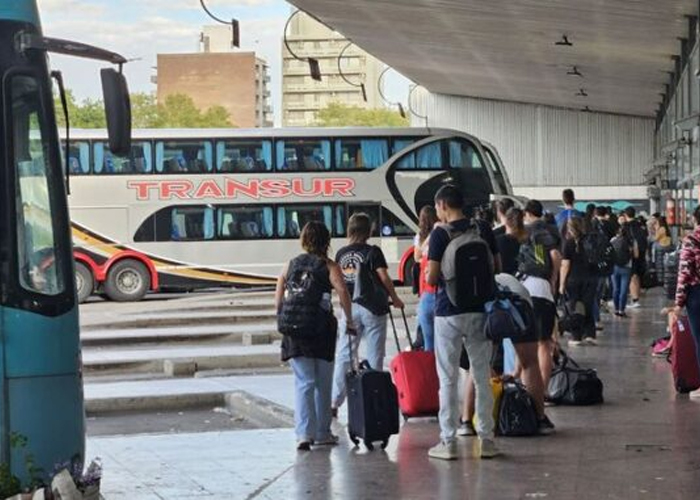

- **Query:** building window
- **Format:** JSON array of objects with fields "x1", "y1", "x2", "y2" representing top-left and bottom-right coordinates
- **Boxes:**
[
  {"x1": 276, "y1": 139, "x2": 331, "y2": 171},
  {"x1": 155, "y1": 140, "x2": 213, "y2": 174},
  {"x1": 216, "y1": 140, "x2": 272, "y2": 172},
  {"x1": 94, "y1": 141, "x2": 153, "y2": 174},
  {"x1": 335, "y1": 138, "x2": 389, "y2": 170}
]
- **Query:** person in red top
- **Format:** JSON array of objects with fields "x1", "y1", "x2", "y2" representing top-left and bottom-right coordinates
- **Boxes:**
[
  {"x1": 673, "y1": 206, "x2": 700, "y2": 371},
  {"x1": 415, "y1": 206, "x2": 439, "y2": 351}
]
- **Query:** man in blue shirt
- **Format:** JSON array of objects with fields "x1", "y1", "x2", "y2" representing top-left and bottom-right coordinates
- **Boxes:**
[
  {"x1": 425, "y1": 185, "x2": 501, "y2": 460},
  {"x1": 555, "y1": 189, "x2": 583, "y2": 238}
]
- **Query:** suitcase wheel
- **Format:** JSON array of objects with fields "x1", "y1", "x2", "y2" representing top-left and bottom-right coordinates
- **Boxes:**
[
  {"x1": 348, "y1": 432, "x2": 359, "y2": 447},
  {"x1": 402, "y1": 414, "x2": 409, "y2": 423},
  {"x1": 364, "y1": 440, "x2": 375, "y2": 451}
]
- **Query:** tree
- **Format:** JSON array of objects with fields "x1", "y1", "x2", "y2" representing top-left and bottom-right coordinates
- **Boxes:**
[
  {"x1": 315, "y1": 103, "x2": 409, "y2": 127},
  {"x1": 54, "y1": 91, "x2": 234, "y2": 129}
]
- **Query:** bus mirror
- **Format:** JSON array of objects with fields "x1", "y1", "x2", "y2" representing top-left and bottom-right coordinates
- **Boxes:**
[{"x1": 100, "y1": 68, "x2": 131, "y2": 156}]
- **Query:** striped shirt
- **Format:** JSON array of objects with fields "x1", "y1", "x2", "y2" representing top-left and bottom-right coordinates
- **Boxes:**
[{"x1": 675, "y1": 227, "x2": 700, "y2": 308}]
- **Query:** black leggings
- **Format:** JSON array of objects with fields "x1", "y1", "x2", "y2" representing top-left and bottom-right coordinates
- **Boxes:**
[{"x1": 566, "y1": 278, "x2": 598, "y2": 341}]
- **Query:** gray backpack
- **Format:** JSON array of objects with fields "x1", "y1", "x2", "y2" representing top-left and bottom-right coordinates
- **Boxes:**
[{"x1": 440, "y1": 223, "x2": 496, "y2": 310}]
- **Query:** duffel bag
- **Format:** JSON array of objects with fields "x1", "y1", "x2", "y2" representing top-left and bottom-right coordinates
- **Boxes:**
[
  {"x1": 548, "y1": 351, "x2": 604, "y2": 405},
  {"x1": 498, "y1": 381, "x2": 539, "y2": 436}
]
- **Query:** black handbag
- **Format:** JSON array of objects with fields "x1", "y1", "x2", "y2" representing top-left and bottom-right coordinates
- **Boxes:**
[
  {"x1": 498, "y1": 381, "x2": 539, "y2": 436},
  {"x1": 558, "y1": 296, "x2": 585, "y2": 335},
  {"x1": 548, "y1": 351, "x2": 604, "y2": 405}
]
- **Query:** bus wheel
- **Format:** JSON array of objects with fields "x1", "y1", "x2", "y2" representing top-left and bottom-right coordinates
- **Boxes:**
[
  {"x1": 104, "y1": 259, "x2": 150, "y2": 302},
  {"x1": 75, "y1": 262, "x2": 94, "y2": 303}
]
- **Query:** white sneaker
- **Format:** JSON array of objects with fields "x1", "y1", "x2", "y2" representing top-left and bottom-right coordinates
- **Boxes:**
[
  {"x1": 479, "y1": 438, "x2": 501, "y2": 459},
  {"x1": 568, "y1": 339, "x2": 583, "y2": 347},
  {"x1": 583, "y1": 337, "x2": 598, "y2": 346},
  {"x1": 457, "y1": 420, "x2": 476, "y2": 437},
  {"x1": 428, "y1": 440, "x2": 458, "y2": 460},
  {"x1": 628, "y1": 301, "x2": 641, "y2": 309},
  {"x1": 314, "y1": 434, "x2": 339, "y2": 446}
]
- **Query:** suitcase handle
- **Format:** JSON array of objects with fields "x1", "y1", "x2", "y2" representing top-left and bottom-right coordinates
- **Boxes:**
[{"x1": 388, "y1": 307, "x2": 413, "y2": 352}]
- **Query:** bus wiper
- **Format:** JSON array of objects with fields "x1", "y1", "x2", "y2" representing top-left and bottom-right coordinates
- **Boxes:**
[{"x1": 16, "y1": 33, "x2": 127, "y2": 66}]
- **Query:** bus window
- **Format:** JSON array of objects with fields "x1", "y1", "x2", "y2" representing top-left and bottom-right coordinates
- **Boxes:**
[
  {"x1": 217, "y1": 206, "x2": 274, "y2": 239},
  {"x1": 156, "y1": 140, "x2": 213, "y2": 174},
  {"x1": 216, "y1": 140, "x2": 272, "y2": 172},
  {"x1": 380, "y1": 207, "x2": 414, "y2": 237},
  {"x1": 60, "y1": 140, "x2": 90, "y2": 175},
  {"x1": 12, "y1": 75, "x2": 65, "y2": 296},
  {"x1": 335, "y1": 205, "x2": 347, "y2": 236},
  {"x1": 348, "y1": 204, "x2": 380, "y2": 237},
  {"x1": 276, "y1": 139, "x2": 330, "y2": 171},
  {"x1": 94, "y1": 141, "x2": 153, "y2": 174},
  {"x1": 335, "y1": 138, "x2": 389, "y2": 170},
  {"x1": 394, "y1": 141, "x2": 444, "y2": 170},
  {"x1": 277, "y1": 204, "x2": 336, "y2": 237},
  {"x1": 449, "y1": 140, "x2": 483, "y2": 168},
  {"x1": 170, "y1": 206, "x2": 214, "y2": 241},
  {"x1": 393, "y1": 139, "x2": 416, "y2": 169}
]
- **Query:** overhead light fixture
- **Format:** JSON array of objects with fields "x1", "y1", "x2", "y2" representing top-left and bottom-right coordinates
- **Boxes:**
[
  {"x1": 567, "y1": 66, "x2": 583, "y2": 77},
  {"x1": 576, "y1": 88, "x2": 588, "y2": 97},
  {"x1": 582, "y1": 106, "x2": 592, "y2": 113},
  {"x1": 378, "y1": 66, "x2": 407, "y2": 118},
  {"x1": 555, "y1": 35, "x2": 573, "y2": 47},
  {"x1": 199, "y1": 0, "x2": 240, "y2": 48},
  {"x1": 284, "y1": 10, "x2": 323, "y2": 82},
  {"x1": 337, "y1": 42, "x2": 367, "y2": 102},
  {"x1": 408, "y1": 84, "x2": 429, "y2": 127}
]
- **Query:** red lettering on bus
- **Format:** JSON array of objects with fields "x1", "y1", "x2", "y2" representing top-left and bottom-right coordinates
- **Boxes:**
[
  {"x1": 225, "y1": 178, "x2": 260, "y2": 199},
  {"x1": 291, "y1": 178, "x2": 324, "y2": 197},
  {"x1": 260, "y1": 179, "x2": 292, "y2": 198},
  {"x1": 127, "y1": 181, "x2": 159, "y2": 200},
  {"x1": 324, "y1": 178, "x2": 355, "y2": 197},
  {"x1": 194, "y1": 180, "x2": 224, "y2": 199},
  {"x1": 161, "y1": 180, "x2": 194, "y2": 200}
]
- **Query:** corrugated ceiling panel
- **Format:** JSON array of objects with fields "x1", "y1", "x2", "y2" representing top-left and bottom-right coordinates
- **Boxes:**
[{"x1": 414, "y1": 91, "x2": 654, "y2": 186}]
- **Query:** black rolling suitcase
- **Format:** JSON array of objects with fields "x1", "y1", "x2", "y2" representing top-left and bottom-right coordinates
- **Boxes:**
[{"x1": 346, "y1": 338, "x2": 400, "y2": 450}]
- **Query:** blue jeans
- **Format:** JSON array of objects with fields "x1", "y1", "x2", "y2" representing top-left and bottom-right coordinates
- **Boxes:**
[
  {"x1": 612, "y1": 266, "x2": 632, "y2": 312},
  {"x1": 417, "y1": 292, "x2": 436, "y2": 352},
  {"x1": 332, "y1": 304, "x2": 388, "y2": 408},
  {"x1": 290, "y1": 357, "x2": 334, "y2": 442},
  {"x1": 686, "y1": 285, "x2": 700, "y2": 373}
]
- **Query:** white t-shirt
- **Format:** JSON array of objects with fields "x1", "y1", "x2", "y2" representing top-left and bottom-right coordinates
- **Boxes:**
[{"x1": 522, "y1": 276, "x2": 555, "y2": 303}]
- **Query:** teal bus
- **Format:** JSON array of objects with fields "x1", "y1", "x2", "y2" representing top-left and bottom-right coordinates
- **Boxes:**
[{"x1": 0, "y1": 1, "x2": 130, "y2": 483}]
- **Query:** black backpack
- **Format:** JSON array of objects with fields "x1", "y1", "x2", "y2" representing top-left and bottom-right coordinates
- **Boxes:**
[
  {"x1": 582, "y1": 231, "x2": 615, "y2": 276},
  {"x1": 498, "y1": 381, "x2": 539, "y2": 436},
  {"x1": 440, "y1": 223, "x2": 495, "y2": 310},
  {"x1": 517, "y1": 229, "x2": 553, "y2": 279},
  {"x1": 611, "y1": 235, "x2": 632, "y2": 267},
  {"x1": 353, "y1": 246, "x2": 390, "y2": 316},
  {"x1": 278, "y1": 254, "x2": 330, "y2": 338}
]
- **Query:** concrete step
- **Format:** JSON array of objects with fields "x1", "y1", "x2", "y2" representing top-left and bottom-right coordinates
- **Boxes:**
[
  {"x1": 82, "y1": 343, "x2": 283, "y2": 377},
  {"x1": 81, "y1": 323, "x2": 280, "y2": 347}
]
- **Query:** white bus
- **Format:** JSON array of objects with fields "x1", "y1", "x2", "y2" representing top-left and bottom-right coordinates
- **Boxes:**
[{"x1": 63, "y1": 127, "x2": 518, "y2": 302}]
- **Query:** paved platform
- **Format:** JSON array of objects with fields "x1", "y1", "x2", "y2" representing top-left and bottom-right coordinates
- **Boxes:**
[{"x1": 87, "y1": 291, "x2": 700, "y2": 499}]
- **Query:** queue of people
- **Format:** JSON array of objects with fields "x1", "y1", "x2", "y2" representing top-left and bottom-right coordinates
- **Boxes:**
[{"x1": 276, "y1": 183, "x2": 700, "y2": 462}]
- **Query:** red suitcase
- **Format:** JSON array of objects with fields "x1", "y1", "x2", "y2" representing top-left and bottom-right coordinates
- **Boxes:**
[
  {"x1": 388, "y1": 309, "x2": 440, "y2": 419},
  {"x1": 670, "y1": 317, "x2": 700, "y2": 393}
]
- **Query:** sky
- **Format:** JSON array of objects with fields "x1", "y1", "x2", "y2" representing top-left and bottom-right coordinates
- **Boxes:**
[{"x1": 37, "y1": 0, "x2": 411, "y2": 126}]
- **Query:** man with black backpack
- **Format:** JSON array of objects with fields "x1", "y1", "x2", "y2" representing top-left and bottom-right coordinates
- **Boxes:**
[
  {"x1": 623, "y1": 207, "x2": 648, "y2": 309},
  {"x1": 330, "y1": 213, "x2": 404, "y2": 417},
  {"x1": 522, "y1": 200, "x2": 561, "y2": 411},
  {"x1": 426, "y1": 185, "x2": 502, "y2": 460}
]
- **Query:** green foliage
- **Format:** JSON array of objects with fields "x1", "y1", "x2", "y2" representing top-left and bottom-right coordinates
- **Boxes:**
[
  {"x1": 0, "y1": 433, "x2": 44, "y2": 497},
  {"x1": 315, "y1": 103, "x2": 409, "y2": 127},
  {"x1": 54, "y1": 91, "x2": 234, "y2": 129}
]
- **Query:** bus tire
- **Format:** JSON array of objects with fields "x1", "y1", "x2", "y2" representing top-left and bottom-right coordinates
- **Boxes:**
[
  {"x1": 104, "y1": 259, "x2": 150, "y2": 302},
  {"x1": 75, "y1": 262, "x2": 94, "y2": 303}
]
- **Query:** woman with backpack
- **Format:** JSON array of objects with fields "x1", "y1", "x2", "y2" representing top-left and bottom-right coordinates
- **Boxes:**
[
  {"x1": 415, "y1": 206, "x2": 440, "y2": 351},
  {"x1": 559, "y1": 217, "x2": 598, "y2": 346},
  {"x1": 276, "y1": 221, "x2": 355, "y2": 451},
  {"x1": 610, "y1": 224, "x2": 639, "y2": 317},
  {"x1": 673, "y1": 206, "x2": 700, "y2": 371}
]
